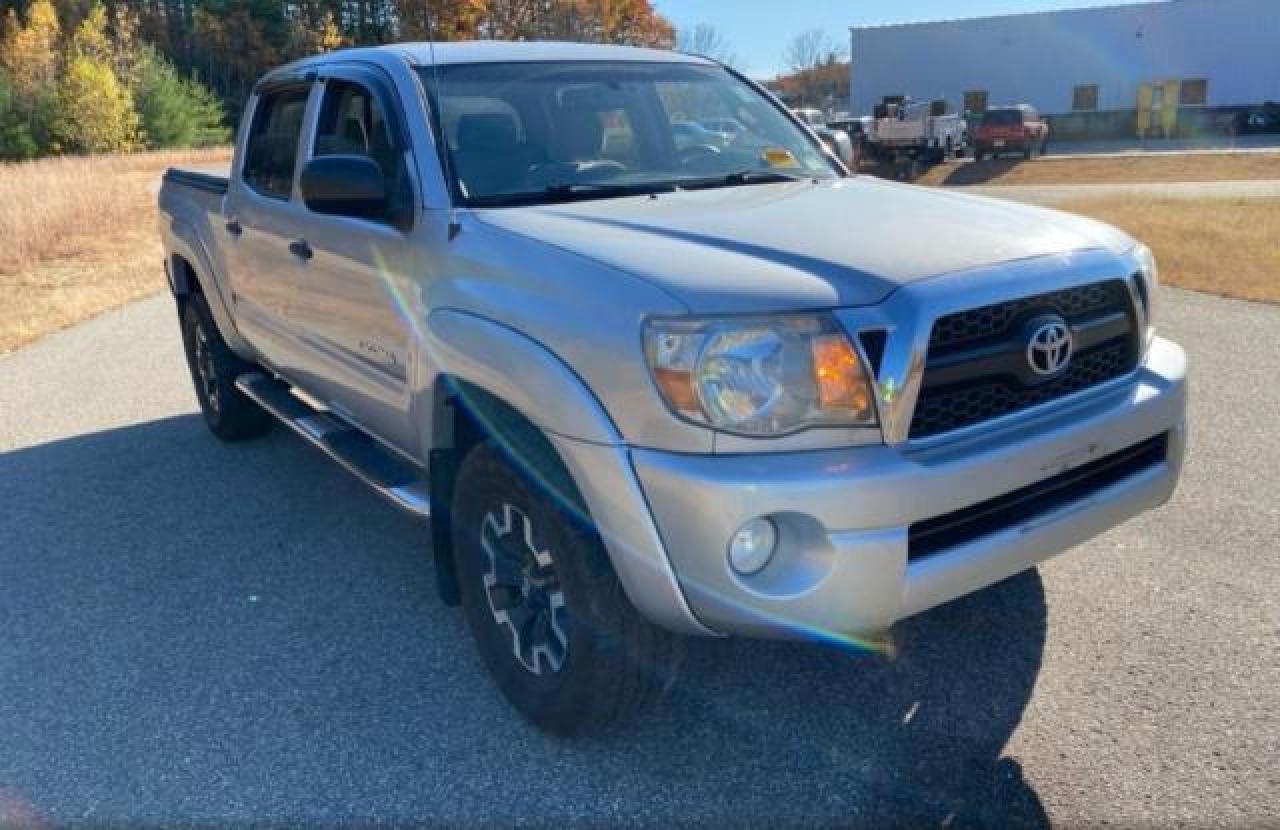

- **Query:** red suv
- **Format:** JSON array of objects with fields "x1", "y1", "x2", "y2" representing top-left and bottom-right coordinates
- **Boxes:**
[{"x1": 975, "y1": 105, "x2": 1049, "y2": 160}]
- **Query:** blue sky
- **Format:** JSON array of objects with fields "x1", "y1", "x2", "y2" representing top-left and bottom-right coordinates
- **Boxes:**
[{"x1": 653, "y1": 0, "x2": 1139, "y2": 77}]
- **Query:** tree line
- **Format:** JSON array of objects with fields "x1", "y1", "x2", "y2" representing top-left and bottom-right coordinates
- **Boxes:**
[
  {"x1": 1, "y1": 1, "x2": 229, "y2": 157},
  {"x1": 0, "y1": 0, "x2": 674, "y2": 160}
]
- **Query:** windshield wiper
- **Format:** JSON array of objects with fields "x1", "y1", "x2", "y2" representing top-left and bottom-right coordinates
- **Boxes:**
[
  {"x1": 468, "y1": 181, "x2": 676, "y2": 208},
  {"x1": 674, "y1": 169, "x2": 811, "y2": 191}
]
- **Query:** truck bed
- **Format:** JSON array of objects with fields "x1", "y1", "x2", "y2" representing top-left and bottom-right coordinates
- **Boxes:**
[{"x1": 163, "y1": 165, "x2": 231, "y2": 195}]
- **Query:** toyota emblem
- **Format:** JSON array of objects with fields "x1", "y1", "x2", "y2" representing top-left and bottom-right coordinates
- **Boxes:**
[{"x1": 1027, "y1": 318, "x2": 1073, "y2": 376}]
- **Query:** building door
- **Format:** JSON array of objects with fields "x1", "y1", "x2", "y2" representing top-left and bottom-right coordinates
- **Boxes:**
[
  {"x1": 1137, "y1": 81, "x2": 1180, "y2": 138},
  {"x1": 1136, "y1": 83, "x2": 1153, "y2": 137},
  {"x1": 1160, "y1": 80, "x2": 1181, "y2": 137}
]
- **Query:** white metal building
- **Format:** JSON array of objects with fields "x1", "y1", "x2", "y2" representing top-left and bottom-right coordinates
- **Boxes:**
[{"x1": 849, "y1": 0, "x2": 1280, "y2": 119}]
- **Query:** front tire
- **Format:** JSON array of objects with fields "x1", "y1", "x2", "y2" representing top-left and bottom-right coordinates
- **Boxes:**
[
  {"x1": 180, "y1": 293, "x2": 273, "y2": 441},
  {"x1": 452, "y1": 440, "x2": 682, "y2": 735}
]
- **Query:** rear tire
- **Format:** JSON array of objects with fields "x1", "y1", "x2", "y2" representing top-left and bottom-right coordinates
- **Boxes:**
[
  {"x1": 180, "y1": 293, "x2": 273, "y2": 441},
  {"x1": 452, "y1": 439, "x2": 682, "y2": 735}
]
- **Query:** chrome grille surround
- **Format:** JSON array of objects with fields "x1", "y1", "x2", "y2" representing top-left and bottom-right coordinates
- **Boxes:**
[
  {"x1": 909, "y1": 279, "x2": 1139, "y2": 440},
  {"x1": 834, "y1": 247, "x2": 1153, "y2": 447}
]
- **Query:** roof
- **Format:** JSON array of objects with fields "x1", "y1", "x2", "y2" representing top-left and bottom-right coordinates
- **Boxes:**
[
  {"x1": 276, "y1": 40, "x2": 711, "y2": 74},
  {"x1": 850, "y1": 0, "x2": 1171, "y2": 31},
  {"x1": 394, "y1": 40, "x2": 711, "y2": 66}
]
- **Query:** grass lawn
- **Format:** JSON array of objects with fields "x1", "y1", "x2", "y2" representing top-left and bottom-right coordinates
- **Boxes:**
[
  {"x1": 0, "y1": 148, "x2": 231, "y2": 355},
  {"x1": 1057, "y1": 197, "x2": 1280, "y2": 304},
  {"x1": 909, "y1": 152, "x2": 1280, "y2": 187}
]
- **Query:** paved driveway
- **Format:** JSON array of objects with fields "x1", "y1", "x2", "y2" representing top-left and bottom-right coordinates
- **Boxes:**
[
  {"x1": 1, "y1": 289, "x2": 1277, "y2": 828},
  {"x1": 960, "y1": 178, "x2": 1280, "y2": 206}
]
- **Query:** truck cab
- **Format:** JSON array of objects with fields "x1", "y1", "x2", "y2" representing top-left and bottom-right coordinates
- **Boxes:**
[{"x1": 158, "y1": 42, "x2": 1186, "y2": 735}]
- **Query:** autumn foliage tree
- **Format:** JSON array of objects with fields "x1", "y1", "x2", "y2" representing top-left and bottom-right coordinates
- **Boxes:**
[
  {"x1": 0, "y1": 0, "x2": 675, "y2": 159},
  {"x1": 52, "y1": 50, "x2": 140, "y2": 152},
  {"x1": 0, "y1": 0, "x2": 61, "y2": 155}
]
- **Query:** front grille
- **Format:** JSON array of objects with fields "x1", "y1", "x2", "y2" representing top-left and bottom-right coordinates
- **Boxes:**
[
  {"x1": 908, "y1": 432, "x2": 1169, "y2": 561},
  {"x1": 911, "y1": 340, "x2": 1132, "y2": 439},
  {"x1": 928, "y1": 281, "x2": 1124, "y2": 354},
  {"x1": 910, "y1": 280, "x2": 1139, "y2": 440}
]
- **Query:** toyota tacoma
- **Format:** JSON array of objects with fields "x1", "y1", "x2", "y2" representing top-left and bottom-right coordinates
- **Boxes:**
[{"x1": 157, "y1": 42, "x2": 1186, "y2": 734}]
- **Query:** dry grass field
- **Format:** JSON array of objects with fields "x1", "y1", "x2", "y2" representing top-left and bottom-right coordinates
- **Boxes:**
[
  {"x1": 910, "y1": 152, "x2": 1280, "y2": 187},
  {"x1": 1058, "y1": 197, "x2": 1280, "y2": 304},
  {"x1": 2, "y1": 148, "x2": 1276, "y2": 356},
  {"x1": 0, "y1": 148, "x2": 231, "y2": 354}
]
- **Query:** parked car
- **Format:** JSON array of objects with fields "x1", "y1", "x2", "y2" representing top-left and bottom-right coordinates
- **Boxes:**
[
  {"x1": 869, "y1": 97, "x2": 966, "y2": 164},
  {"x1": 813, "y1": 125, "x2": 855, "y2": 168},
  {"x1": 158, "y1": 41, "x2": 1186, "y2": 735},
  {"x1": 790, "y1": 107, "x2": 827, "y2": 129},
  {"x1": 672, "y1": 119, "x2": 727, "y2": 150},
  {"x1": 699, "y1": 116, "x2": 746, "y2": 140},
  {"x1": 975, "y1": 105, "x2": 1050, "y2": 160},
  {"x1": 787, "y1": 107, "x2": 854, "y2": 167},
  {"x1": 827, "y1": 115, "x2": 875, "y2": 167},
  {"x1": 1233, "y1": 104, "x2": 1280, "y2": 135}
]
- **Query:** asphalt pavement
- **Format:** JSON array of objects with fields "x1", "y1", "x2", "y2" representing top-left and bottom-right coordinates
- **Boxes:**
[
  {"x1": 961, "y1": 178, "x2": 1280, "y2": 206},
  {"x1": 1, "y1": 289, "x2": 1277, "y2": 828}
]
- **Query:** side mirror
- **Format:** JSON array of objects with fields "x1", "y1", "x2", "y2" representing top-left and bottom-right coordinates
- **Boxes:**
[{"x1": 300, "y1": 155, "x2": 388, "y2": 220}]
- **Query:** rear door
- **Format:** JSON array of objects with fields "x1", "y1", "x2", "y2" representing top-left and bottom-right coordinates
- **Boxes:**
[
  {"x1": 286, "y1": 66, "x2": 420, "y2": 454},
  {"x1": 222, "y1": 80, "x2": 318, "y2": 372}
]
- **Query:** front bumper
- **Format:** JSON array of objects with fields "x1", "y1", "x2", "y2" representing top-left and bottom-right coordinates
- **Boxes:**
[{"x1": 628, "y1": 337, "x2": 1186, "y2": 641}]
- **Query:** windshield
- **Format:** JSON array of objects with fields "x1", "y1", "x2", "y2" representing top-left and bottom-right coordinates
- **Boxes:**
[
  {"x1": 982, "y1": 109, "x2": 1024, "y2": 126},
  {"x1": 417, "y1": 61, "x2": 839, "y2": 207}
]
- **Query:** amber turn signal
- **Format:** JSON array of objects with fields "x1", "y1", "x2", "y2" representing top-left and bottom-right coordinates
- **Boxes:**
[{"x1": 811, "y1": 334, "x2": 871, "y2": 414}]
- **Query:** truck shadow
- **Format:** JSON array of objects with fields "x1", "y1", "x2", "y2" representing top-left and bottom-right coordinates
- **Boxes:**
[
  {"x1": 0, "y1": 415, "x2": 1047, "y2": 828},
  {"x1": 861, "y1": 158, "x2": 1032, "y2": 186},
  {"x1": 929, "y1": 158, "x2": 1033, "y2": 186}
]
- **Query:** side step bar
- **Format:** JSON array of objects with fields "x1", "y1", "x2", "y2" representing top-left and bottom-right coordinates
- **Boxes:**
[{"x1": 235, "y1": 373, "x2": 431, "y2": 518}]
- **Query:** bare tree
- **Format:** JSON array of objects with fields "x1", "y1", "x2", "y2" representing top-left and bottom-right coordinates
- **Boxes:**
[
  {"x1": 783, "y1": 28, "x2": 846, "y2": 74},
  {"x1": 676, "y1": 22, "x2": 738, "y2": 68}
]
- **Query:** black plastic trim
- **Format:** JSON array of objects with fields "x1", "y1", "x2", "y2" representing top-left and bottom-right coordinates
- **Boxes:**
[
  {"x1": 163, "y1": 168, "x2": 229, "y2": 195},
  {"x1": 908, "y1": 432, "x2": 1169, "y2": 561}
]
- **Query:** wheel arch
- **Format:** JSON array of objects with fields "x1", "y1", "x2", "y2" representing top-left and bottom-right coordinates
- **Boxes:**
[
  {"x1": 421, "y1": 310, "x2": 623, "y2": 605},
  {"x1": 419, "y1": 310, "x2": 712, "y2": 636},
  {"x1": 427, "y1": 374, "x2": 593, "y2": 607},
  {"x1": 162, "y1": 218, "x2": 250, "y2": 355}
]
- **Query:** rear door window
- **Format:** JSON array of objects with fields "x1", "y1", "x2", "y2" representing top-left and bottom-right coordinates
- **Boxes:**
[{"x1": 242, "y1": 86, "x2": 310, "y2": 200}]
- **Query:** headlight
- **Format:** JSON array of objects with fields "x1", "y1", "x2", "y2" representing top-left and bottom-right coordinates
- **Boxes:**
[
  {"x1": 643, "y1": 314, "x2": 876, "y2": 436},
  {"x1": 1133, "y1": 244, "x2": 1159, "y2": 327}
]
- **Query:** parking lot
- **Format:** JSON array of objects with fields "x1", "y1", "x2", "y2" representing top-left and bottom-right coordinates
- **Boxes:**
[{"x1": 0, "y1": 288, "x2": 1277, "y2": 828}]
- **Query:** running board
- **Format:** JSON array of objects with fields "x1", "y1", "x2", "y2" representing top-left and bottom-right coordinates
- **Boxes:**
[{"x1": 234, "y1": 373, "x2": 431, "y2": 518}]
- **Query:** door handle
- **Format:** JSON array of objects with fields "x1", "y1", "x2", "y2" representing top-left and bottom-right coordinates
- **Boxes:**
[
  {"x1": 288, "y1": 239, "x2": 313, "y2": 261},
  {"x1": 225, "y1": 220, "x2": 242, "y2": 237}
]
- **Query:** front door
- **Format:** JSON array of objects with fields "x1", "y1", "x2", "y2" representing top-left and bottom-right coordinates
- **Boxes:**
[{"x1": 286, "y1": 70, "x2": 420, "y2": 455}]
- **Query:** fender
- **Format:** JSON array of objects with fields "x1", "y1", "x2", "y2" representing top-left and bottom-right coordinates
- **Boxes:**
[
  {"x1": 423, "y1": 309, "x2": 621, "y2": 445},
  {"x1": 422, "y1": 309, "x2": 715, "y2": 637},
  {"x1": 163, "y1": 216, "x2": 253, "y2": 357}
]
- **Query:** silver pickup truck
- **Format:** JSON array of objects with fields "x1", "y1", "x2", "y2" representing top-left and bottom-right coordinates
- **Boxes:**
[{"x1": 158, "y1": 41, "x2": 1186, "y2": 734}]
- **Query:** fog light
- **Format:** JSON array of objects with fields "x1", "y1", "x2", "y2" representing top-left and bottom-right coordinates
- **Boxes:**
[{"x1": 728, "y1": 517, "x2": 778, "y2": 575}]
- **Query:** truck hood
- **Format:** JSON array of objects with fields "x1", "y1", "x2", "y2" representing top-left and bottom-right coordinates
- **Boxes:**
[{"x1": 474, "y1": 176, "x2": 1135, "y2": 313}]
